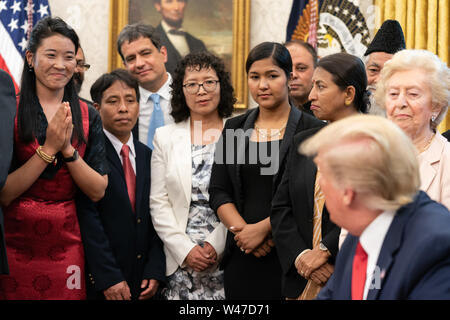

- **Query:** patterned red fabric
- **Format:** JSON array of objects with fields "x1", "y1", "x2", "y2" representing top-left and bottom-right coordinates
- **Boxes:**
[
  {"x1": 351, "y1": 241, "x2": 368, "y2": 300},
  {"x1": 0, "y1": 100, "x2": 89, "y2": 300}
]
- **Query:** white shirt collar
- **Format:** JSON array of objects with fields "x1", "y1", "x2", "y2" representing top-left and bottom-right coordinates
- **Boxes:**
[
  {"x1": 359, "y1": 210, "x2": 395, "y2": 299},
  {"x1": 103, "y1": 129, "x2": 135, "y2": 159},
  {"x1": 359, "y1": 210, "x2": 395, "y2": 256},
  {"x1": 139, "y1": 72, "x2": 172, "y2": 103},
  {"x1": 161, "y1": 19, "x2": 185, "y2": 34}
]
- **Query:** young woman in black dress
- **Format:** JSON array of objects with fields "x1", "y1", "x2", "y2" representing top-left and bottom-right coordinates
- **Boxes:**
[{"x1": 209, "y1": 42, "x2": 323, "y2": 299}]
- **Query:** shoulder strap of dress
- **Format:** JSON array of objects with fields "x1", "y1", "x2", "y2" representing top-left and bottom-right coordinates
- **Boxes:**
[{"x1": 79, "y1": 99, "x2": 89, "y2": 140}]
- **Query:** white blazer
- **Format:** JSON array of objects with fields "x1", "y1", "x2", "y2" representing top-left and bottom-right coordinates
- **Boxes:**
[
  {"x1": 418, "y1": 132, "x2": 450, "y2": 209},
  {"x1": 150, "y1": 119, "x2": 227, "y2": 276}
]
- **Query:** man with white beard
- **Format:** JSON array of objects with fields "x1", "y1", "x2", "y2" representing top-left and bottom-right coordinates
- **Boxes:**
[{"x1": 363, "y1": 20, "x2": 405, "y2": 116}]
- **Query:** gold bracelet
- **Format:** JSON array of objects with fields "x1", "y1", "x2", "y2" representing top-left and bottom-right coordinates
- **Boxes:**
[{"x1": 36, "y1": 146, "x2": 57, "y2": 165}]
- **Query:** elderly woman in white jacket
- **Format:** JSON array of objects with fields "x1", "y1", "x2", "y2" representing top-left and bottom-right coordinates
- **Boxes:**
[{"x1": 150, "y1": 52, "x2": 235, "y2": 300}]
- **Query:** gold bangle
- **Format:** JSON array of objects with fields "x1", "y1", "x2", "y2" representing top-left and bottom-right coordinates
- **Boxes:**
[{"x1": 36, "y1": 146, "x2": 57, "y2": 165}]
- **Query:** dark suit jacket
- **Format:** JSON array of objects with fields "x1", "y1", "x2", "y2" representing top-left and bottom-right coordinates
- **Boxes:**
[
  {"x1": 443, "y1": 130, "x2": 450, "y2": 142},
  {"x1": 0, "y1": 70, "x2": 16, "y2": 274},
  {"x1": 317, "y1": 191, "x2": 450, "y2": 300},
  {"x1": 209, "y1": 106, "x2": 324, "y2": 268},
  {"x1": 271, "y1": 127, "x2": 340, "y2": 298},
  {"x1": 76, "y1": 134, "x2": 166, "y2": 299},
  {"x1": 156, "y1": 23, "x2": 207, "y2": 76}
]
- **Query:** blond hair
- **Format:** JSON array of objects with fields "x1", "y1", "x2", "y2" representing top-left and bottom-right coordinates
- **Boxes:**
[
  {"x1": 300, "y1": 115, "x2": 420, "y2": 212},
  {"x1": 374, "y1": 49, "x2": 450, "y2": 129}
]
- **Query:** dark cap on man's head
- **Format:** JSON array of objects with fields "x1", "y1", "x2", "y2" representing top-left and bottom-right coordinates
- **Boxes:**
[{"x1": 364, "y1": 20, "x2": 406, "y2": 56}]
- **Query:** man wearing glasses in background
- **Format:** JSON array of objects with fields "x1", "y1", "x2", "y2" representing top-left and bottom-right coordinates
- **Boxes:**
[{"x1": 74, "y1": 46, "x2": 93, "y2": 106}]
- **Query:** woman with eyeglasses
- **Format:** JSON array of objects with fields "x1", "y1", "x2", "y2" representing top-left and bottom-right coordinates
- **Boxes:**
[
  {"x1": 150, "y1": 51, "x2": 235, "y2": 299},
  {"x1": 209, "y1": 42, "x2": 323, "y2": 299}
]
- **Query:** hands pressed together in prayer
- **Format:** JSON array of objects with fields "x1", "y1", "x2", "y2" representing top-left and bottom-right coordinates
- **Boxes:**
[
  {"x1": 42, "y1": 102, "x2": 75, "y2": 158},
  {"x1": 295, "y1": 247, "x2": 334, "y2": 286}
]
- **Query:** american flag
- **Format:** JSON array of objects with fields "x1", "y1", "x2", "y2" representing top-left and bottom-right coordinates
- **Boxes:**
[{"x1": 0, "y1": 0, "x2": 51, "y2": 93}]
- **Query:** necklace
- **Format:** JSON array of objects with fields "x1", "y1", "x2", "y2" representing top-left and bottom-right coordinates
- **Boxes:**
[
  {"x1": 254, "y1": 123, "x2": 287, "y2": 139},
  {"x1": 418, "y1": 133, "x2": 435, "y2": 154}
]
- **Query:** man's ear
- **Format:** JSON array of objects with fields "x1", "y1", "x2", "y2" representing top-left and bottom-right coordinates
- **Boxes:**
[
  {"x1": 342, "y1": 188, "x2": 355, "y2": 207},
  {"x1": 93, "y1": 102, "x2": 101, "y2": 112},
  {"x1": 160, "y1": 45, "x2": 168, "y2": 63}
]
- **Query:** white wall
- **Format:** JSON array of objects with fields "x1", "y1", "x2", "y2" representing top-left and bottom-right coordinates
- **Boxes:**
[
  {"x1": 250, "y1": 0, "x2": 293, "y2": 49},
  {"x1": 49, "y1": 0, "x2": 110, "y2": 102}
]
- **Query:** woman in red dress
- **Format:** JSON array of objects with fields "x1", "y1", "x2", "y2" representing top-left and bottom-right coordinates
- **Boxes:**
[{"x1": 0, "y1": 17, "x2": 108, "y2": 300}]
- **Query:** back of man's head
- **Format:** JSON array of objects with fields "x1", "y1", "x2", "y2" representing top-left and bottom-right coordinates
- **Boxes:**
[{"x1": 300, "y1": 115, "x2": 420, "y2": 212}]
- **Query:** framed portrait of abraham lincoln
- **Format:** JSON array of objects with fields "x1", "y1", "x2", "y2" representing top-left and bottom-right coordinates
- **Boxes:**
[{"x1": 109, "y1": 0, "x2": 250, "y2": 109}]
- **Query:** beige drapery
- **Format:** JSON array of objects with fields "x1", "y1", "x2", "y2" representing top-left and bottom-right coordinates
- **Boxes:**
[{"x1": 374, "y1": 0, "x2": 449, "y2": 132}]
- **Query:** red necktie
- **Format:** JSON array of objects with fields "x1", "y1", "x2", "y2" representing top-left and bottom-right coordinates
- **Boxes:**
[
  {"x1": 120, "y1": 145, "x2": 136, "y2": 212},
  {"x1": 351, "y1": 241, "x2": 368, "y2": 300}
]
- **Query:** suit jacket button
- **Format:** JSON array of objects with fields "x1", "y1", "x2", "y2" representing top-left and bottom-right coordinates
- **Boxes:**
[
  {"x1": 137, "y1": 218, "x2": 141, "y2": 224},
  {"x1": 91, "y1": 281, "x2": 95, "y2": 284},
  {"x1": 137, "y1": 254, "x2": 142, "y2": 259}
]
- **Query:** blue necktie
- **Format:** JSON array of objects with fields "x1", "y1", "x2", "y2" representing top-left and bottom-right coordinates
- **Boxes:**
[{"x1": 147, "y1": 93, "x2": 164, "y2": 149}]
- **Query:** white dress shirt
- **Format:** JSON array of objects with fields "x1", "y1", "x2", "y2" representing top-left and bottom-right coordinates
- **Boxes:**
[
  {"x1": 161, "y1": 19, "x2": 190, "y2": 57},
  {"x1": 103, "y1": 129, "x2": 136, "y2": 174},
  {"x1": 358, "y1": 210, "x2": 395, "y2": 299},
  {"x1": 138, "y1": 73, "x2": 174, "y2": 146}
]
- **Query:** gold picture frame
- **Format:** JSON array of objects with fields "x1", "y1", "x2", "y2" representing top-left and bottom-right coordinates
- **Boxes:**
[{"x1": 108, "y1": 0, "x2": 250, "y2": 109}]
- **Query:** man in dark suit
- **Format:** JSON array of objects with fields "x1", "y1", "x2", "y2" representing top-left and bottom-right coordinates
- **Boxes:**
[
  {"x1": 153, "y1": 0, "x2": 207, "y2": 76},
  {"x1": 0, "y1": 70, "x2": 16, "y2": 275},
  {"x1": 299, "y1": 114, "x2": 450, "y2": 300},
  {"x1": 284, "y1": 40, "x2": 317, "y2": 116},
  {"x1": 76, "y1": 69, "x2": 166, "y2": 300}
]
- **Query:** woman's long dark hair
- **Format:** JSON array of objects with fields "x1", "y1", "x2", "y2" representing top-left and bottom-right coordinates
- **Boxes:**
[{"x1": 18, "y1": 17, "x2": 85, "y2": 145}]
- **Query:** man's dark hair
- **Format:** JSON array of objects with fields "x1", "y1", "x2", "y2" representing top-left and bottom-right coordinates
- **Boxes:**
[
  {"x1": 90, "y1": 69, "x2": 140, "y2": 105},
  {"x1": 170, "y1": 51, "x2": 235, "y2": 123},
  {"x1": 284, "y1": 40, "x2": 318, "y2": 68},
  {"x1": 117, "y1": 23, "x2": 162, "y2": 61}
]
